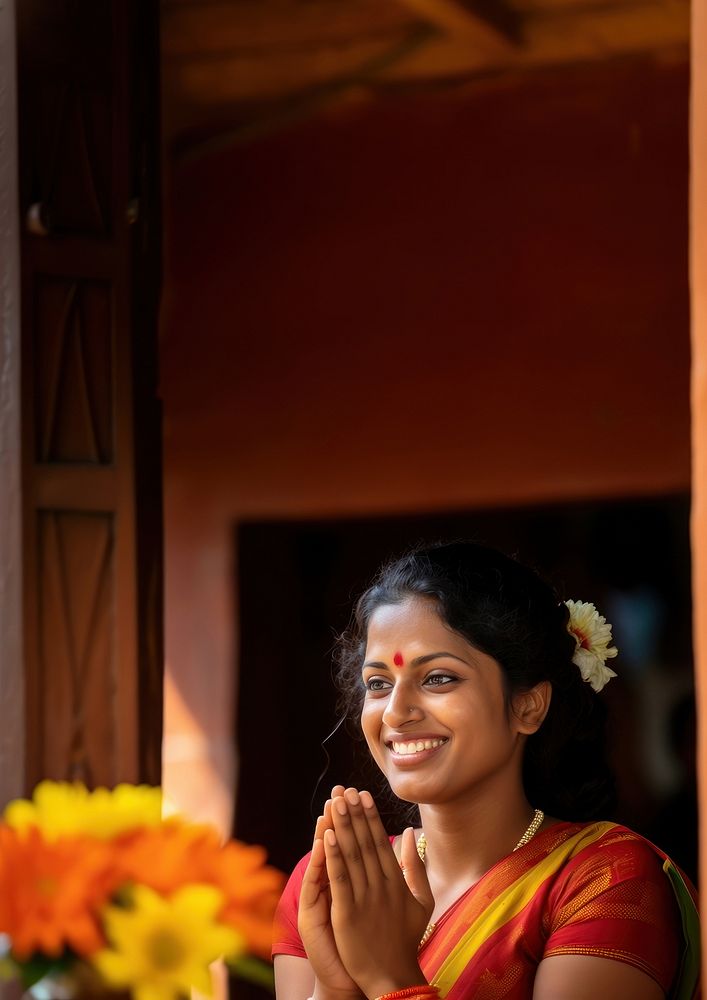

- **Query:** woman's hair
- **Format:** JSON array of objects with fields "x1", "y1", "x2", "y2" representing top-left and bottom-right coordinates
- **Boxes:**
[{"x1": 335, "y1": 540, "x2": 615, "y2": 821}]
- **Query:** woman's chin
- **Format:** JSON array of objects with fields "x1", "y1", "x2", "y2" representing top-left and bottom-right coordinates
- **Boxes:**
[{"x1": 387, "y1": 774, "x2": 448, "y2": 806}]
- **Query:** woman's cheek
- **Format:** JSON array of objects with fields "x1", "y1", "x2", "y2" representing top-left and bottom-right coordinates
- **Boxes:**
[
  {"x1": 360, "y1": 702, "x2": 378, "y2": 741},
  {"x1": 361, "y1": 703, "x2": 386, "y2": 757}
]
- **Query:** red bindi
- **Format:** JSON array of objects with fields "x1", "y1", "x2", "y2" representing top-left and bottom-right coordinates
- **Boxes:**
[{"x1": 393, "y1": 651, "x2": 404, "y2": 667}]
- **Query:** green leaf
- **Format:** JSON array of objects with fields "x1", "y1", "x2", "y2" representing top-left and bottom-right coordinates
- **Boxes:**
[{"x1": 17, "y1": 954, "x2": 72, "y2": 990}]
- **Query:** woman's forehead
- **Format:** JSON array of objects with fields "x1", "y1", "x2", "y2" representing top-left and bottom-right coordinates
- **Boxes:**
[{"x1": 365, "y1": 598, "x2": 462, "y2": 651}]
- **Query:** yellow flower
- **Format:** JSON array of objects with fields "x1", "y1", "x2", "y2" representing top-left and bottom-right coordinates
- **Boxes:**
[
  {"x1": 4, "y1": 782, "x2": 162, "y2": 840},
  {"x1": 565, "y1": 599, "x2": 618, "y2": 693},
  {"x1": 114, "y1": 821, "x2": 285, "y2": 961},
  {"x1": 92, "y1": 885, "x2": 242, "y2": 1000}
]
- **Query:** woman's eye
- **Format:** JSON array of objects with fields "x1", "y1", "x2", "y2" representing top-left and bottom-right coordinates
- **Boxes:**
[
  {"x1": 364, "y1": 677, "x2": 392, "y2": 692},
  {"x1": 424, "y1": 673, "x2": 457, "y2": 687}
]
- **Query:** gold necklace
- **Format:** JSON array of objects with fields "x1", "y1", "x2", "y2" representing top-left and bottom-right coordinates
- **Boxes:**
[{"x1": 415, "y1": 808, "x2": 545, "y2": 950}]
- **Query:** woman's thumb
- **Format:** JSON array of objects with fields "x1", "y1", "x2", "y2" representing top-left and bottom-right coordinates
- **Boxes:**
[{"x1": 400, "y1": 826, "x2": 434, "y2": 913}]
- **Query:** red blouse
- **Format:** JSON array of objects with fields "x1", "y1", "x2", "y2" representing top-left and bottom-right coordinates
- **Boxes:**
[{"x1": 273, "y1": 822, "x2": 688, "y2": 997}]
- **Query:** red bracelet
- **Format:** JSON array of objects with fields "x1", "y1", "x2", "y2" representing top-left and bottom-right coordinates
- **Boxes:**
[{"x1": 375, "y1": 988, "x2": 439, "y2": 1000}]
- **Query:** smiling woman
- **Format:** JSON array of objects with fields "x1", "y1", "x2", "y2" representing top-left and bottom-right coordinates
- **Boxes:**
[{"x1": 271, "y1": 542, "x2": 700, "y2": 1000}]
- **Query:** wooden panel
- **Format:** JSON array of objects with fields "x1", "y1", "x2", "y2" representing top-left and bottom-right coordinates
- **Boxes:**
[
  {"x1": 34, "y1": 511, "x2": 115, "y2": 784},
  {"x1": 23, "y1": 82, "x2": 112, "y2": 237},
  {"x1": 0, "y1": 0, "x2": 25, "y2": 813},
  {"x1": 18, "y1": 0, "x2": 163, "y2": 790},
  {"x1": 33, "y1": 278, "x2": 114, "y2": 464},
  {"x1": 20, "y1": 2, "x2": 112, "y2": 237}
]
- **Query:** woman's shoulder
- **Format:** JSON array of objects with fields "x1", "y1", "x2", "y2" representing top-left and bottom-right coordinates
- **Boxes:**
[
  {"x1": 542, "y1": 822, "x2": 693, "y2": 997},
  {"x1": 545, "y1": 819, "x2": 696, "y2": 908},
  {"x1": 562, "y1": 820, "x2": 690, "y2": 874},
  {"x1": 544, "y1": 818, "x2": 677, "y2": 861},
  {"x1": 542, "y1": 821, "x2": 685, "y2": 931}
]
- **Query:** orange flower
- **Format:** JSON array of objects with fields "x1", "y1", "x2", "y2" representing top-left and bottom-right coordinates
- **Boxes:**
[
  {"x1": 213, "y1": 839, "x2": 285, "y2": 960},
  {"x1": 115, "y1": 822, "x2": 284, "y2": 960},
  {"x1": 0, "y1": 826, "x2": 123, "y2": 959},
  {"x1": 114, "y1": 820, "x2": 219, "y2": 895}
]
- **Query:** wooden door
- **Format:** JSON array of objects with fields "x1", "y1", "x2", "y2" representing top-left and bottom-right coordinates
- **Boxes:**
[{"x1": 16, "y1": 0, "x2": 163, "y2": 789}]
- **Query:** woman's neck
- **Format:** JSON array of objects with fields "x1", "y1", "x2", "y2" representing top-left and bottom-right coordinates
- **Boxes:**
[{"x1": 417, "y1": 785, "x2": 540, "y2": 885}]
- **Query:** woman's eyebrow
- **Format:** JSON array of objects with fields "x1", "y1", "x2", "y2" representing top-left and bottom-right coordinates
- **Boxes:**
[{"x1": 362, "y1": 651, "x2": 470, "y2": 670}]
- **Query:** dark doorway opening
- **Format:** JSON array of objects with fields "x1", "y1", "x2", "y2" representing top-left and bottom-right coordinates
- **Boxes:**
[{"x1": 234, "y1": 494, "x2": 694, "y2": 890}]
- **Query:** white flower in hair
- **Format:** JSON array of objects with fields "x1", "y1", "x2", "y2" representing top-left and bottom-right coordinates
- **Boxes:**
[{"x1": 564, "y1": 599, "x2": 618, "y2": 693}]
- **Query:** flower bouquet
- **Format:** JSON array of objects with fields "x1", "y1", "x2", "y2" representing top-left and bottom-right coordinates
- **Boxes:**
[{"x1": 0, "y1": 782, "x2": 285, "y2": 1000}]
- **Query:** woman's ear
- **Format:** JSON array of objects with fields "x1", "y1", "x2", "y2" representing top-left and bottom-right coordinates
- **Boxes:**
[{"x1": 511, "y1": 681, "x2": 552, "y2": 735}]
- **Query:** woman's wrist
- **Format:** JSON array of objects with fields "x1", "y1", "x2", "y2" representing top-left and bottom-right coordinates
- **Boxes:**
[
  {"x1": 360, "y1": 965, "x2": 430, "y2": 1000},
  {"x1": 311, "y1": 982, "x2": 365, "y2": 1000}
]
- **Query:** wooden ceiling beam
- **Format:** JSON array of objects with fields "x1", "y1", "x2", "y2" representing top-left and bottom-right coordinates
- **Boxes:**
[
  {"x1": 163, "y1": 33, "x2": 418, "y2": 106},
  {"x1": 160, "y1": 0, "x2": 690, "y2": 153},
  {"x1": 161, "y1": 0, "x2": 411, "y2": 55},
  {"x1": 382, "y1": 0, "x2": 688, "y2": 79},
  {"x1": 163, "y1": 0, "x2": 687, "y2": 113},
  {"x1": 394, "y1": 0, "x2": 519, "y2": 51}
]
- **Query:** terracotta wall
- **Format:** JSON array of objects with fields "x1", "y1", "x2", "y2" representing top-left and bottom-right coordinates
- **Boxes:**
[
  {"x1": 691, "y1": 0, "x2": 707, "y2": 972},
  {"x1": 160, "y1": 55, "x2": 690, "y2": 831}
]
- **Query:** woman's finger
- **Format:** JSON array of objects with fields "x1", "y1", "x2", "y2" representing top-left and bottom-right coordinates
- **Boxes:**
[
  {"x1": 300, "y1": 837, "x2": 328, "y2": 909},
  {"x1": 313, "y1": 810, "x2": 327, "y2": 842},
  {"x1": 331, "y1": 795, "x2": 369, "y2": 900},
  {"x1": 323, "y1": 828, "x2": 354, "y2": 909},
  {"x1": 342, "y1": 787, "x2": 385, "y2": 884},
  {"x1": 323, "y1": 797, "x2": 335, "y2": 828},
  {"x1": 400, "y1": 826, "x2": 434, "y2": 914},
  {"x1": 359, "y1": 789, "x2": 403, "y2": 880}
]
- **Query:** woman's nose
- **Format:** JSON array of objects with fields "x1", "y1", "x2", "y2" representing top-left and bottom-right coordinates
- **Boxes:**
[{"x1": 382, "y1": 681, "x2": 424, "y2": 728}]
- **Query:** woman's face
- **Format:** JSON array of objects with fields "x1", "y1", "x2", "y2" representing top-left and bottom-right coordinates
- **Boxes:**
[{"x1": 360, "y1": 596, "x2": 527, "y2": 806}]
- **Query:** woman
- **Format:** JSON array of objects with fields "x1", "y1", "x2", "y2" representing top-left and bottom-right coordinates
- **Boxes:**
[{"x1": 272, "y1": 542, "x2": 700, "y2": 1000}]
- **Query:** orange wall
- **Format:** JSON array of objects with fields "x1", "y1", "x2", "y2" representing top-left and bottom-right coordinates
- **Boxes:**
[
  {"x1": 160, "y1": 55, "x2": 690, "y2": 829},
  {"x1": 691, "y1": 0, "x2": 707, "y2": 972}
]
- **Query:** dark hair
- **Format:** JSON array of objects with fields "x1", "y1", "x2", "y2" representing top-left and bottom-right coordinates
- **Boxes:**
[{"x1": 335, "y1": 540, "x2": 615, "y2": 821}]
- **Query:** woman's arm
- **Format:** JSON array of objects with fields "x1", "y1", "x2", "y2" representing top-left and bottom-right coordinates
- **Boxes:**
[
  {"x1": 274, "y1": 955, "x2": 365, "y2": 1000},
  {"x1": 274, "y1": 955, "x2": 315, "y2": 1000},
  {"x1": 533, "y1": 956, "x2": 665, "y2": 1000}
]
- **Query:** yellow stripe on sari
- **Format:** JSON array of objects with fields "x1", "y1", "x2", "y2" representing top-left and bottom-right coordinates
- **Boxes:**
[
  {"x1": 418, "y1": 821, "x2": 699, "y2": 999},
  {"x1": 430, "y1": 822, "x2": 618, "y2": 994}
]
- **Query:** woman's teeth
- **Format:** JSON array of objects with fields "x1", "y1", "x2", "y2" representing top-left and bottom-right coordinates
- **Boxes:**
[{"x1": 391, "y1": 739, "x2": 447, "y2": 755}]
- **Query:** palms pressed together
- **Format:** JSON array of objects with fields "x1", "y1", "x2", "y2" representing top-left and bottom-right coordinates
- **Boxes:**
[{"x1": 298, "y1": 786, "x2": 433, "y2": 1000}]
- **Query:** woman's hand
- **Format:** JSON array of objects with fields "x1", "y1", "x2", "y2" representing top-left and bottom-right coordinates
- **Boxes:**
[
  {"x1": 298, "y1": 789, "x2": 363, "y2": 1000},
  {"x1": 324, "y1": 788, "x2": 434, "y2": 999}
]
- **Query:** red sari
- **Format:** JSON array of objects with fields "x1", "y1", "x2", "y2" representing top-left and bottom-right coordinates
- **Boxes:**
[{"x1": 273, "y1": 821, "x2": 700, "y2": 999}]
